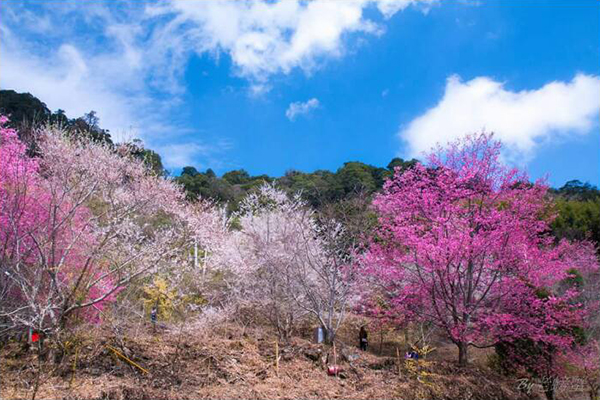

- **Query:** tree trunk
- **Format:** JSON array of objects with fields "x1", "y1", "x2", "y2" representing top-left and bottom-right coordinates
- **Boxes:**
[
  {"x1": 458, "y1": 342, "x2": 468, "y2": 366},
  {"x1": 542, "y1": 376, "x2": 555, "y2": 400},
  {"x1": 323, "y1": 326, "x2": 334, "y2": 345}
]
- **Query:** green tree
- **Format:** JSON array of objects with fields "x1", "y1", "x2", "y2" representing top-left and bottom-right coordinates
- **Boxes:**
[
  {"x1": 552, "y1": 181, "x2": 600, "y2": 249},
  {"x1": 182, "y1": 166, "x2": 200, "y2": 177},
  {"x1": 222, "y1": 169, "x2": 251, "y2": 185},
  {"x1": 387, "y1": 157, "x2": 418, "y2": 174},
  {"x1": 336, "y1": 162, "x2": 378, "y2": 196},
  {"x1": 50, "y1": 109, "x2": 69, "y2": 126},
  {"x1": 0, "y1": 89, "x2": 51, "y2": 127},
  {"x1": 554, "y1": 180, "x2": 600, "y2": 201}
]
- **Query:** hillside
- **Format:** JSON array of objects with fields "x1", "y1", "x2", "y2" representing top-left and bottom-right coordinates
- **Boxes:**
[
  {"x1": 1, "y1": 320, "x2": 549, "y2": 400},
  {"x1": 1, "y1": 93, "x2": 598, "y2": 400}
]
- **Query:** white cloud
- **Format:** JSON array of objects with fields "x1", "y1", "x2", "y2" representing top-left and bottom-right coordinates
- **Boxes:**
[
  {"x1": 0, "y1": 6, "x2": 162, "y2": 142},
  {"x1": 0, "y1": 0, "x2": 435, "y2": 128},
  {"x1": 1, "y1": 42, "x2": 135, "y2": 141},
  {"x1": 0, "y1": 0, "x2": 436, "y2": 168},
  {"x1": 286, "y1": 98, "x2": 320, "y2": 121},
  {"x1": 147, "y1": 0, "x2": 436, "y2": 87},
  {"x1": 399, "y1": 74, "x2": 600, "y2": 162},
  {"x1": 376, "y1": 0, "x2": 436, "y2": 18}
]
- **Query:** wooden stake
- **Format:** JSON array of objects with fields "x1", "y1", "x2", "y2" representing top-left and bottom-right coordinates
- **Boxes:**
[
  {"x1": 69, "y1": 346, "x2": 79, "y2": 388},
  {"x1": 275, "y1": 341, "x2": 279, "y2": 376},
  {"x1": 396, "y1": 347, "x2": 401, "y2": 376},
  {"x1": 333, "y1": 343, "x2": 337, "y2": 367}
]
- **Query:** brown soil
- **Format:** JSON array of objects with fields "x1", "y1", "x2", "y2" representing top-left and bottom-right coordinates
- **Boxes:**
[{"x1": 0, "y1": 322, "x2": 559, "y2": 400}]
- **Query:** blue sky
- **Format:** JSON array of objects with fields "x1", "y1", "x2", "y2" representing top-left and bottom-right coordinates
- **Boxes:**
[{"x1": 1, "y1": 0, "x2": 598, "y2": 187}]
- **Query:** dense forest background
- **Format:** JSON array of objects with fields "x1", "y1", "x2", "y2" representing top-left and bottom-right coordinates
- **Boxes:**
[{"x1": 1, "y1": 88, "x2": 599, "y2": 247}]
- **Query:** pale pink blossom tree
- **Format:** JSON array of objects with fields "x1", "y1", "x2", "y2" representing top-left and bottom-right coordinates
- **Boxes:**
[
  {"x1": 224, "y1": 184, "x2": 357, "y2": 341},
  {"x1": 0, "y1": 119, "x2": 224, "y2": 337},
  {"x1": 223, "y1": 185, "x2": 311, "y2": 339}
]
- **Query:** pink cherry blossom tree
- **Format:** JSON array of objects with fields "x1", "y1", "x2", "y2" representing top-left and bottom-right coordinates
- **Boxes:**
[
  {"x1": 362, "y1": 132, "x2": 599, "y2": 366},
  {"x1": 569, "y1": 340, "x2": 600, "y2": 400},
  {"x1": 0, "y1": 116, "x2": 65, "y2": 336}
]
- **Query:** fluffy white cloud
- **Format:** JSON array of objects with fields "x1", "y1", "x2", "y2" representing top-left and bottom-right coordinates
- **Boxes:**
[
  {"x1": 286, "y1": 98, "x2": 320, "y2": 121},
  {"x1": 147, "y1": 0, "x2": 436, "y2": 87},
  {"x1": 0, "y1": 45, "x2": 133, "y2": 141},
  {"x1": 0, "y1": 0, "x2": 435, "y2": 167},
  {"x1": 0, "y1": 4, "x2": 232, "y2": 170},
  {"x1": 400, "y1": 74, "x2": 600, "y2": 161},
  {"x1": 0, "y1": 6, "x2": 161, "y2": 142},
  {"x1": 0, "y1": 1, "x2": 434, "y2": 135}
]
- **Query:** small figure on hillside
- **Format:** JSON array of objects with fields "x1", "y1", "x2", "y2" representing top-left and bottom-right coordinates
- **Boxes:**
[
  {"x1": 359, "y1": 326, "x2": 368, "y2": 351},
  {"x1": 150, "y1": 306, "x2": 158, "y2": 332},
  {"x1": 405, "y1": 350, "x2": 419, "y2": 360}
]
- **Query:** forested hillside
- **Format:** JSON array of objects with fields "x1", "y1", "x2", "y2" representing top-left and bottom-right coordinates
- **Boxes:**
[
  {"x1": 3, "y1": 89, "x2": 599, "y2": 251},
  {"x1": 2, "y1": 89, "x2": 598, "y2": 221}
]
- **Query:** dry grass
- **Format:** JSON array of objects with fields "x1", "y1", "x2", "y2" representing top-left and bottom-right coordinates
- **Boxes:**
[{"x1": 0, "y1": 320, "x2": 574, "y2": 400}]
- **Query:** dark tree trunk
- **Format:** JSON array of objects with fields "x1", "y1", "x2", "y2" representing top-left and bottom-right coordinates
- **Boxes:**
[
  {"x1": 543, "y1": 376, "x2": 555, "y2": 400},
  {"x1": 458, "y1": 342, "x2": 469, "y2": 366},
  {"x1": 324, "y1": 327, "x2": 335, "y2": 345}
]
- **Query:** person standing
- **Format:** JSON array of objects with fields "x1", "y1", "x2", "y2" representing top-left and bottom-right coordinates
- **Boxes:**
[
  {"x1": 150, "y1": 306, "x2": 158, "y2": 332},
  {"x1": 359, "y1": 326, "x2": 368, "y2": 351}
]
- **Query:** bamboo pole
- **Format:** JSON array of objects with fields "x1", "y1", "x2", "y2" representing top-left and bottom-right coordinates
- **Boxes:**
[
  {"x1": 106, "y1": 345, "x2": 149, "y2": 374},
  {"x1": 275, "y1": 341, "x2": 279, "y2": 376},
  {"x1": 396, "y1": 347, "x2": 401, "y2": 376},
  {"x1": 69, "y1": 346, "x2": 79, "y2": 388}
]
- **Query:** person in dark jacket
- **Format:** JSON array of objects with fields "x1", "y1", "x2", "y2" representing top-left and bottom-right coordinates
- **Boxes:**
[
  {"x1": 150, "y1": 306, "x2": 158, "y2": 332},
  {"x1": 359, "y1": 326, "x2": 368, "y2": 351}
]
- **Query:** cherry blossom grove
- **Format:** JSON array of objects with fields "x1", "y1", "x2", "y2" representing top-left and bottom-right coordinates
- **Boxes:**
[{"x1": 1, "y1": 117, "x2": 598, "y2": 400}]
